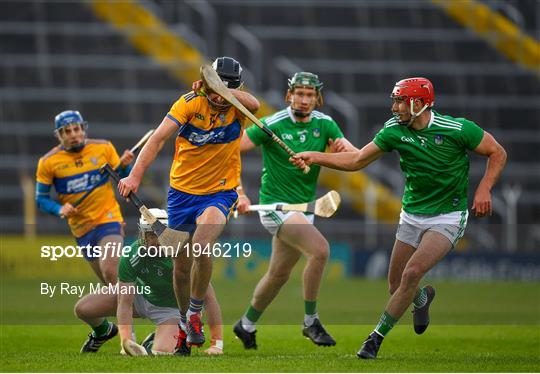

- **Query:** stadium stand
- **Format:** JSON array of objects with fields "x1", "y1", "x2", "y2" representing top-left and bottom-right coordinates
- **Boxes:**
[{"x1": 1, "y1": 0, "x2": 538, "y2": 252}]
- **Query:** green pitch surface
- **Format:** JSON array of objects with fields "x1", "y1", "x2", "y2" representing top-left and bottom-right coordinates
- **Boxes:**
[
  {"x1": 1, "y1": 324, "x2": 539, "y2": 372},
  {"x1": 2, "y1": 237, "x2": 539, "y2": 372},
  {"x1": 1, "y1": 277, "x2": 539, "y2": 372}
]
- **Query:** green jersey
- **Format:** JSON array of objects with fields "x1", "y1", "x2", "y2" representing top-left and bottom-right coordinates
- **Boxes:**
[
  {"x1": 118, "y1": 240, "x2": 177, "y2": 308},
  {"x1": 247, "y1": 107, "x2": 344, "y2": 204},
  {"x1": 373, "y1": 111, "x2": 484, "y2": 215}
]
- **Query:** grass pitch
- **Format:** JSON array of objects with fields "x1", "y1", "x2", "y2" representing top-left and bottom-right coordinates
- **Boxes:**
[
  {"x1": 1, "y1": 277, "x2": 539, "y2": 372},
  {"x1": 1, "y1": 324, "x2": 539, "y2": 372},
  {"x1": 1, "y1": 236, "x2": 539, "y2": 372}
]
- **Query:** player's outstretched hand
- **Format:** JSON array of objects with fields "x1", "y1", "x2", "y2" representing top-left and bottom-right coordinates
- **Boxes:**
[
  {"x1": 472, "y1": 186, "x2": 492, "y2": 217},
  {"x1": 236, "y1": 195, "x2": 251, "y2": 215},
  {"x1": 59, "y1": 203, "x2": 78, "y2": 218},
  {"x1": 121, "y1": 339, "x2": 148, "y2": 356},
  {"x1": 118, "y1": 175, "x2": 141, "y2": 198},
  {"x1": 119, "y1": 149, "x2": 135, "y2": 167}
]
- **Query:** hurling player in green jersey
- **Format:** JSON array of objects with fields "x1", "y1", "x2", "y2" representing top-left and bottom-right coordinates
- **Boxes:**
[
  {"x1": 292, "y1": 77, "x2": 507, "y2": 359},
  {"x1": 233, "y1": 72, "x2": 357, "y2": 349},
  {"x1": 75, "y1": 209, "x2": 224, "y2": 356}
]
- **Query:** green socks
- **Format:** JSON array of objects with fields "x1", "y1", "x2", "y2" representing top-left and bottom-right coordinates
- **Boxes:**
[
  {"x1": 245, "y1": 305, "x2": 263, "y2": 323},
  {"x1": 304, "y1": 300, "x2": 317, "y2": 316},
  {"x1": 374, "y1": 311, "x2": 397, "y2": 337},
  {"x1": 92, "y1": 319, "x2": 111, "y2": 338},
  {"x1": 242, "y1": 305, "x2": 263, "y2": 333}
]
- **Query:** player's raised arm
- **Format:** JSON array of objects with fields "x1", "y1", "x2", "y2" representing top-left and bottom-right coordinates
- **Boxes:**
[
  {"x1": 230, "y1": 89, "x2": 260, "y2": 114},
  {"x1": 118, "y1": 118, "x2": 177, "y2": 197},
  {"x1": 291, "y1": 141, "x2": 384, "y2": 171},
  {"x1": 471, "y1": 131, "x2": 507, "y2": 217}
]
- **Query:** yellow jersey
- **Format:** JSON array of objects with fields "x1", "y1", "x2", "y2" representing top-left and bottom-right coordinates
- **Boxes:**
[
  {"x1": 166, "y1": 92, "x2": 247, "y2": 194},
  {"x1": 36, "y1": 139, "x2": 123, "y2": 237}
]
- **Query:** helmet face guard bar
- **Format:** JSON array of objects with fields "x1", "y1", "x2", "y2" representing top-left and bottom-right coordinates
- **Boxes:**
[
  {"x1": 407, "y1": 99, "x2": 429, "y2": 126},
  {"x1": 391, "y1": 77, "x2": 434, "y2": 126}
]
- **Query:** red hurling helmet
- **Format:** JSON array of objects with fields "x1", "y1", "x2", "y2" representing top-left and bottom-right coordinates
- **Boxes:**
[{"x1": 391, "y1": 77, "x2": 435, "y2": 108}]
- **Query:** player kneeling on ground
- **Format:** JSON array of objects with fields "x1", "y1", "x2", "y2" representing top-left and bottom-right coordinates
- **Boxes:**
[{"x1": 74, "y1": 209, "x2": 224, "y2": 355}]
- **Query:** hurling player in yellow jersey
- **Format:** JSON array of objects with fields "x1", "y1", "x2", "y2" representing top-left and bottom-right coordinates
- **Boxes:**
[
  {"x1": 36, "y1": 110, "x2": 134, "y2": 284},
  {"x1": 118, "y1": 57, "x2": 259, "y2": 352}
]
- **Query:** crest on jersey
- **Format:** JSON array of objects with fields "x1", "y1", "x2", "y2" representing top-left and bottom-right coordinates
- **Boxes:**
[
  {"x1": 312, "y1": 128, "x2": 321, "y2": 138},
  {"x1": 90, "y1": 157, "x2": 98, "y2": 166},
  {"x1": 434, "y1": 135, "x2": 444, "y2": 145}
]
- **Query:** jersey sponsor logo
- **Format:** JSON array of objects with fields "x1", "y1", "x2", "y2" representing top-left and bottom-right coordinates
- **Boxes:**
[
  {"x1": 434, "y1": 135, "x2": 444, "y2": 145},
  {"x1": 66, "y1": 174, "x2": 90, "y2": 193},
  {"x1": 54, "y1": 169, "x2": 106, "y2": 194},
  {"x1": 312, "y1": 128, "x2": 321, "y2": 138},
  {"x1": 282, "y1": 133, "x2": 293, "y2": 141},
  {"x1": 298, "y1": 130, "x2": 308, "y2": 143},
  {"x1": 401, "y1": 136, "x2": 415, "y2": 143},
  {"x1": 180, "y1": 121, "x2": 241, "y2": 146}
]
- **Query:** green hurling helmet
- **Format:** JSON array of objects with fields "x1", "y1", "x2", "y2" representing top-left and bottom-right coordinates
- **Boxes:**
[{"x1": 288, "y1": 72, "x2": 324, "y2": 91}]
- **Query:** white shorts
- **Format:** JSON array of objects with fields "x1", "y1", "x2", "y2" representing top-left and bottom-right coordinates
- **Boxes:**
[
  {"x1": 133, "y1": 294, "x2": 180, "y2": 325},
  {"x1": 258, "y1": 209, "x2": 315, "y2": 236},
  {"x1": 396, "y1": 210, "x2": 468, "y2": 249}
]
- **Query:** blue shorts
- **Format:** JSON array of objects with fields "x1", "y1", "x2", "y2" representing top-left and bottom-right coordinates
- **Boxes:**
[
  {"x1": 75, "y1": 222, "x2": 123, "y2": 261},
  {"x1": 167, "y1": 187, "x2": 238, "y2": 233}
]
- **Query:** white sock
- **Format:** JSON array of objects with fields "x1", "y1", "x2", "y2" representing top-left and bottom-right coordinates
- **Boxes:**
[
  {"x1": 304, "y1": 313, "x2": 319, "y2": 327},
  {"x1": 186, "y1": 310, "x2": 201, "y2": 319},
  {"x1": 179, "y1": 321, "x2": 186, "y2": 332},
  {"x1": 241, "y1": 315, "x2": 256, "y2": 333}
]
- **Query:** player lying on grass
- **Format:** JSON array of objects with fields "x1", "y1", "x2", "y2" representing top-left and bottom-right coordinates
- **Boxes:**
[
  {"x1": 36, "y1": 110, "x2": 134, "y2": 284},
  {"x1": 74, "y1": 209, "x2": 224, "y2": 355},
  {"x1": 290, "y1": 77, "x2": 506, "y2": 359},
  {"x1": 233, "y1": 72, "x2": 356, "y2": 349},
  {"x1": 118, "y1": 57, "x2": 259, "y2": 352}
]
